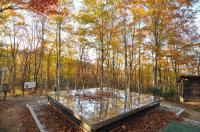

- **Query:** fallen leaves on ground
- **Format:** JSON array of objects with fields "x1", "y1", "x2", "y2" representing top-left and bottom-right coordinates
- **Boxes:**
[
  {"x1": 37, "y1": 105, "x2": 85, "y2": 132},
  {"x1": 1, "y1": 99, "x2": 38, "y2": 132},
  {"x1": 110, "y1": 108, "x2": 183, "y2": 132},
  {"x1": 0, "y1": 100, "x2": 13, "y2": 112},
  {"x1": 20, "y1": 106, "x2": 39, "y2": 132},
  {"x1": 0, "y1": 97, "x2": 193, "y2": 132},
  {"x1": 36, "y1": 105, "x2": 183, "y2": 132}
]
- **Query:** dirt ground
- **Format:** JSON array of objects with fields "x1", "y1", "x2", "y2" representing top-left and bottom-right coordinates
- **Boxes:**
[
  {"x1": 0, "y1": 95, "x2": 45, "y2": 132},
  {"x1": 0, "y1": 96, "x2": 200, "y2": 132}
]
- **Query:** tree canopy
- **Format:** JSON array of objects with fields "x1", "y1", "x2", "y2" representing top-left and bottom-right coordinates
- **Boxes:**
[{"x1": 0, "y1": 0, "x2": 199, "y2": 96}]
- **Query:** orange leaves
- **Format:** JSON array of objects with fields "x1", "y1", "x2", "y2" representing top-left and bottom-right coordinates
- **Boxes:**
[
  {"x1": 0, "y1": 0, "x2": 58, "y2": 15},
  {"x1": 0, "y1": 0, "x2": 57, "y2": 14},
  {"x1": 28, "y1": 0, "x2": 58, "y2": 14},
  {"x1": 177, "y1": 0, "x2": 192, "y2": 6},
  {"x1": 168, "y1": 48, "x2": 180, "y2": 57}
]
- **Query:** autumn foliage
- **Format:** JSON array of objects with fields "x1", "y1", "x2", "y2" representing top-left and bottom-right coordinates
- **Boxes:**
[
  {"x1": 28, "y1": 0, "x2": 58, "y2": 14},
  {"x1": 0, "y1": 0, "x2": 199, "y2": 96},
  {"x1": 0, "y1": 0, "x2": 58, "y2": 14}
]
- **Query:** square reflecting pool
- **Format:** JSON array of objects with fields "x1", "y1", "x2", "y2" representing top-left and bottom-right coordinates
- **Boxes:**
[{"x1": 48, "y1": 88, "x2": 159, "y2": 131}]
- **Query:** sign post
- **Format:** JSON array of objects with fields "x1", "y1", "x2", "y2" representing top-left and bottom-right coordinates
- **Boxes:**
[
  {"x1": 2, "y1": 84, "x2": 9, "y2": 101},
  {"x1": 0, "y1": 67, "x2": 8, "y2": 101},
  {"x1": 24, "y1": 82, "x2": 36, "y2": 94}
]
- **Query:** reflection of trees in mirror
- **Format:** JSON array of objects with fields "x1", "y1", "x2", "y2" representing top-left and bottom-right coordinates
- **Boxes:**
[{"x1": 48, "y1": 88, "x2": 156, "y2": 124}]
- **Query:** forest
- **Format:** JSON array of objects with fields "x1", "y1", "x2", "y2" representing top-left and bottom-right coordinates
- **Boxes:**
[{"x1": 0, "y1": 0, "x2": 200, "y2": 99}]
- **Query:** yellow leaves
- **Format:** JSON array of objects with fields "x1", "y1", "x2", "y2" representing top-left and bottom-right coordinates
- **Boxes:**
[
  {"x1": 64, "y1": 24, "x2": 72, "y2": 31},
  {"x1": 118, "y1": 57, "x2": 124, "y2": 65},
  {"x1": 160, "y1": 59, "x2": 169, "y2": 67},
  {"x1": 1, "y1": 10, "x2": 17, "y2": 19},
  {"x1": 110, "y1": 38, "x2": 120, "y2": 49},
  {"x1": 79, "y1": 37, "x2": 87, "y2": 44},
  {"x1": 142, "y1": 55, "x2": 150, "y2": 62},
  {"x1": 84, "y1": 0, "x2": 96, "y2": 6},
  {"x1": 78, "y1": 12, "x2": 95, "y2": 24},
  {"x1": 60, "y1": 0, "x2": 67, "y2": 4},
  {"x1": 8, "y1": 10, "x2": 17, "y2": 16},
  {"x1": 55, "y1": 15, "x2": 64, "y2": 23},
  {"x1": 16, "y1": 21, "x2": 25, "y2": 26},
  {"x1": 77, "y1": 28, "x2": 87, "y2": 36},
  {"x1": 9, "y1": 10, "x2": 24, "y2": 19},
  {"x1": 49, "y1": 9, "x2": 68, "y2": 24},
  {"x1": 132, "y1": 7, "x2": 147, "y2": 19},
  {"x1": 0, "y1": 11, "x2": 10, "y2": 22},
  {"x1": 0, "y1": 10, "x2": 24, "y2": 23}
]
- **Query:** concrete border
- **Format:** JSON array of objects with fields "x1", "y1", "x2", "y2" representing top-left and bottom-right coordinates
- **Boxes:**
[
  {"x1": 160, "y1": 104, "x2": 184, "y2": 116},
  {"x1": 26, "y1": 104, "x2": 47, "y2": 132},
  {"x1": 183, "y1": 118, "x2": 200, "y2": 127}
]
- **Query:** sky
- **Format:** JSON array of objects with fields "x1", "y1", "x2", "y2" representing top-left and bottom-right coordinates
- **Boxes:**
[{"x1": 193, "y1": 2, "x2": 200, "y2": 33}]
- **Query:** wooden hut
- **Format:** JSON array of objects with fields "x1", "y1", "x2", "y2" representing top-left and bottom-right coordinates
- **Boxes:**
[{"x1": 178, "y1": 76, "x2": 200, "y2": 102}]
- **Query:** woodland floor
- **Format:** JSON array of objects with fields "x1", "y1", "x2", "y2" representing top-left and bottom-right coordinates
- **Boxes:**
[
  {"x1": 0, "y1": 95, "x2": 199, "y2": 132},
  {"x1": 0, "y1": 95, "x2": 45, "y2": 132}
]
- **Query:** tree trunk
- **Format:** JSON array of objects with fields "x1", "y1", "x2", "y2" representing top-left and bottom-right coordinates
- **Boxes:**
[
  {"x1": 56, "y1": 23, "x2": 61, "y2": 92},
  {"x1": 39, "y1": 17, "x2": 45, "y2": 95}
]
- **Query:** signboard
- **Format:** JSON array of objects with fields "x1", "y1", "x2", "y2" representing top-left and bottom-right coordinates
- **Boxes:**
[
  {"x1": 24, "y1": 82, "x2": 36, "y2": 89},
  {"x1": 2, "y1": 84, "x2": 9, "y2": 92}
]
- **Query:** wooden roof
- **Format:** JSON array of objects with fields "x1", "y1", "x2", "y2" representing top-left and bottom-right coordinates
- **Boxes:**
[
  {"x1": 178, "y1": 76, "x2": 200, "y2": 82},
  {"x1": 179, "y1": 76, "x2": 200, "y2": 79}
]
